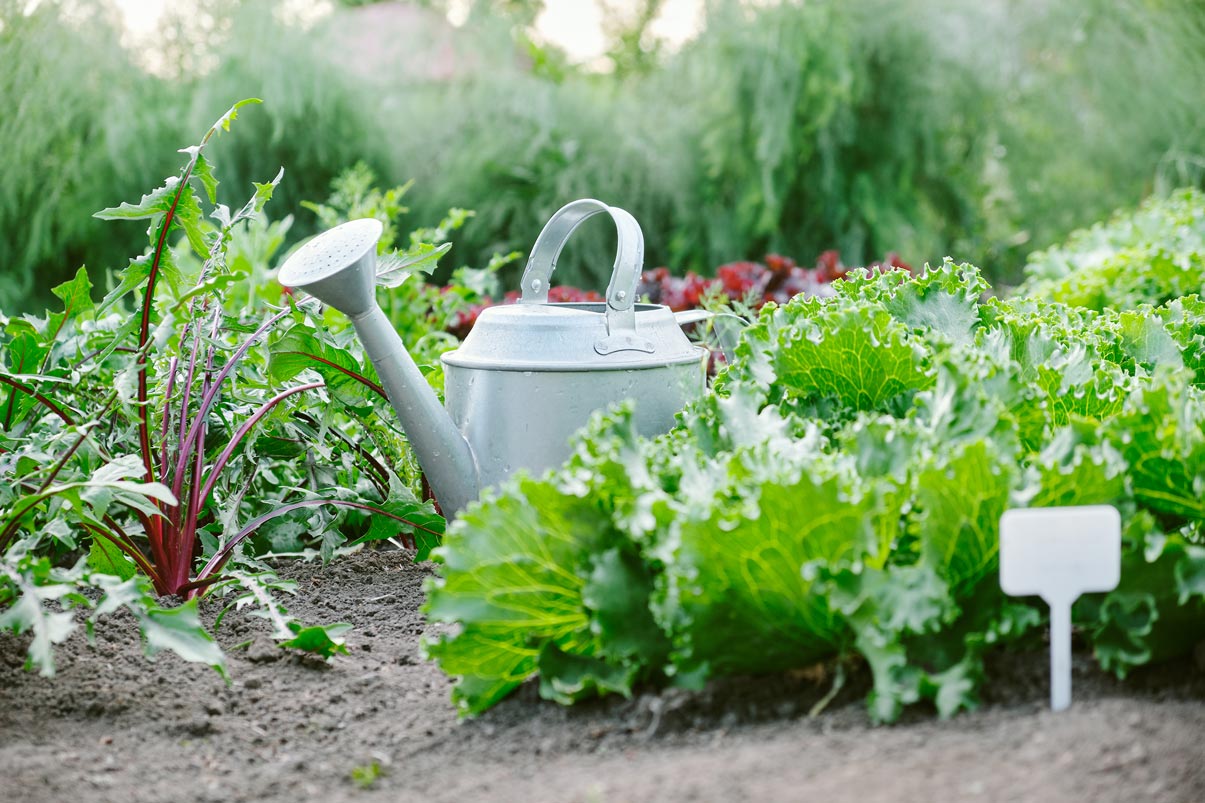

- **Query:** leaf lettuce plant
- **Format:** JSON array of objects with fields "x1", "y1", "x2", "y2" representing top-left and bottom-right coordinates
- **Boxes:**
[{"x1": 424, "y1": 259, "x2": 1205, "y2": 721}]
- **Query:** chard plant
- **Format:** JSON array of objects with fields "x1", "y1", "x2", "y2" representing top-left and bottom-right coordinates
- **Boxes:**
[{"x1": 0, "y1": 101, "x2": 444, "y2": 675}]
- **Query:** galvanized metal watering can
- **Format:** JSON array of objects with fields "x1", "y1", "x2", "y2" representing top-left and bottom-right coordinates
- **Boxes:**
[{"x1": 278, "y1": 199, "x2": 709, "y2": 517}]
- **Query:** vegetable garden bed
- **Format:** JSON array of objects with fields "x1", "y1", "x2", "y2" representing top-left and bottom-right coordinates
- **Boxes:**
[
  {"x1": 4, "y1": 103, "x2": 1205, "y2": 803},
  {"x1": 1, "y1": 548, "x2": 1202, "y2": 803}
]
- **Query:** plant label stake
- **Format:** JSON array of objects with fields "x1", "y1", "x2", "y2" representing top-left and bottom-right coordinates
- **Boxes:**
[{"x1": 999, "y1": 505, "x2": 1121, "y2": 712}]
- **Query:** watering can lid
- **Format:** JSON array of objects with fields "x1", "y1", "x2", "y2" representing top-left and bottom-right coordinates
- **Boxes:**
[
  {"x1": 444, "y1": 199, "x2": 706, "y2": 372},
  {"x1": 443, "y1": 301, "x2": 705, "y2": 372}
]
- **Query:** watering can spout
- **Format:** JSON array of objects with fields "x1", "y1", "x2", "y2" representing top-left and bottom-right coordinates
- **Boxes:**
[
  {"x1": 277, "y1": 219, "x2": 480, "y2": 517},
  {"x1": 349, "y1": 306, "x2": 479, "y2": 516}
]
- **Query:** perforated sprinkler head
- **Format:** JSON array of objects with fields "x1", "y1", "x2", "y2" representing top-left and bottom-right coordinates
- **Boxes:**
[{"x1": 277, "y1": 218, "x2": 383, "y2": 318}]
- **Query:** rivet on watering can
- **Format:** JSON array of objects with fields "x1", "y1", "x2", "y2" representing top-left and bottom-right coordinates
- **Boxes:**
[
  {"x1": 617, "y1": 290, "x2": 627, "y2": 301},
  {"x1": 531, "y1": 278, "x2": 542, "y2": 293}
]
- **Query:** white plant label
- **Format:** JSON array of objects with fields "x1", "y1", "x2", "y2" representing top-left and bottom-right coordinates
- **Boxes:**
[{"x1": 999, "y1": 505, "x2": 1121, "y2": 712}]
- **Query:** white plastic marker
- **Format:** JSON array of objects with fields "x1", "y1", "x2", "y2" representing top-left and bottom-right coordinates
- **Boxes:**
[{"x1": 999, "y1": 505, "x2": 1121, "y2": 712}]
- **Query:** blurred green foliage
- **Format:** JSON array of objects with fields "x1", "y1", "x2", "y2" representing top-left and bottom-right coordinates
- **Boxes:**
[
  {"x1": 1019, "y1": 187, "x2": 1205, "y2": 311},
  {"x1": 400, "y1": 0, "x2": 1205, "y2": 290},
  {"x1": 965, "y1": 0, "x2": 1205, "y2": 282},
  {"x1": 0, "y1": 0, "x2": 391, "y2": 311},
  {"x1": 0, "y1": 0, "x2": 177, "y2": 311},
  {"x1": 2, "y1": 0, "x2": 1203, "y2": 311}
]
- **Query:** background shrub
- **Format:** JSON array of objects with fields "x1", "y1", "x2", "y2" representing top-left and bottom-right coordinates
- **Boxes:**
[{"x1": 3, "y1": 0, "x2": 1203, "y2": 310}]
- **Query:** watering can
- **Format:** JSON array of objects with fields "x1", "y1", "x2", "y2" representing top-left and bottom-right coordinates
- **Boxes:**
[{"x1": 278, "y1": 199, "x2": 710, "y2": 518}]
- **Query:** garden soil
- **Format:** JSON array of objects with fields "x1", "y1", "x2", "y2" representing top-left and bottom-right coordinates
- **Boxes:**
[{"x1": 1, "y1": 549, "x2": 1203, "y2": 803}]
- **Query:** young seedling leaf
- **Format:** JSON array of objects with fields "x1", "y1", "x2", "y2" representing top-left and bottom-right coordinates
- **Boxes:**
[
  {"x1": 138, "y1": 601, "x2": 228, "y2": 679},
  {"x1": 281, "y1": 621, "x2": 352, "y2": 659}
]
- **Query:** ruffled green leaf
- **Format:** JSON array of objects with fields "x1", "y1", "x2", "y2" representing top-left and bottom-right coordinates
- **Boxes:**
[
  {"x1": 423, "y1": 478, "x2": 621, "y2": 715},
  {"x1": 772, "y1": 297, "x2": 932, "y2": 413},
  {"x1": 913, "y1": 440, "x2": 1017, "y2": 593},
  {"x1": 659, "y1": 469, "x2": 887, "y2": 678}
]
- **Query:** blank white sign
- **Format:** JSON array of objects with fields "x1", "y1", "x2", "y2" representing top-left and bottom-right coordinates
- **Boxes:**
[
  {"x1": 999, "y1": 504, "x2": 1123, "y2": 712},
  {"x1": 999, "y1": 505, "x2": 1121, "y2": 602}
]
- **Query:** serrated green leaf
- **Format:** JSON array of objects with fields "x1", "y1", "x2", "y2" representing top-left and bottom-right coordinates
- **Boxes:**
[
  {"x1": 50, "y1": 265, "x2": 95, "y2": 320},
  {"x1": 423, "y1": 478, "x2": 618, "y2": 715},
  {"x1": 194, "y1": 153, "x2": 219, "y2": 204},
  {"x1": 1160, "y1": 295, "x2": 1205, "y2": 384},
  {"x1": 246, "y1": 168, "x2": 284, "y2": 217},
  {"x1": 817, "y1": 563, "x2": 955, "y2": 723},
  {"x1": 1029, "y1": 424, "x2": 1127, "y2": 509},
  {"x1": 581, "y1": 547, "x2": 668, "y2": 663},
  {"x1": 1092, "y1": 592, "x2": 1157, "y2": 677},
  {"x1": 1103, "y1": 373, "x2": 1205, "y2": 520},
  {"x1": 837, "y1": 259, "x2": 988, "y2": 347},
  {"x1": 661, "y1": 470, "x2": 884, "y2": 677},
  {"x1": 1116, "y1": 310, "x2": 1184, "y2": 370},
  {"x1": 87, "y1": 536, "x2": 137, "y2": 581},
  {"x1": 171, "y1": 182, "x2": 210, "y2": 258},
  {"x1": 94, "y1": 177, "x2": 180, "y2": 221},
  {"x1": 139, "y1": 600, "x2": 227, "y2": 678},
  {"x1": 1, "y1": 332, "x2": 50, "y2": 428},
  {"x1": 4, "y1": 332, "x2": 49, "y2": 375},
  {"x1": 99, "y1": 253, "x2": 180, "y2": 313},
  {"x1": 537, "y1": 642, "x2": 638, "y2": 705},
  {"x1": 269, "y1": 327, "x2": 378, "y2": 409},
  {"x1": 0, "y1": 571, "x2": 78, "y2": 677},
  {"x1": 213, "y1": 98, "x2": 262, "y2": 133},
  {"x1": 772, "y1": 297, "x2": 932, "y2": 413},
  {"x1": 376, "y1": 242, "x2": 453, "y2": 288},
  {"x1": 913, "y1": 440, "x2": 1016, "y2": 593}
]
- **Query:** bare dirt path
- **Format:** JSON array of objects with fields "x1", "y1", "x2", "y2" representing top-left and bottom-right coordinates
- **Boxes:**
[{"x1": 1, "y1": 550, "x2": 1202, "y2": 803}]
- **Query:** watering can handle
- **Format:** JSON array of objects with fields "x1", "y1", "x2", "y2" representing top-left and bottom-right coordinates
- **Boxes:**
[{"x1": 519, "y1": 198, "x2": 653, "y2": 355}]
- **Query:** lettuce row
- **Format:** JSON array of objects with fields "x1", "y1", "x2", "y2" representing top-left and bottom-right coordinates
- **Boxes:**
[
  {"x1": 1020, "y1": 187, "x2": 1205, "y2": 312},
  {"x1": 424, "y1": 260, "x2": 1205, "y2": 720}
]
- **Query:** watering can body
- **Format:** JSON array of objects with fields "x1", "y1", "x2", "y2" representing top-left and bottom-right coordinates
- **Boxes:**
[
  {"x1": 279, "y1": 199, "x2": 708, "y2": 518},
  {"x1": 443, "y1": 302, "x2": 707, "y2": 493}
]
